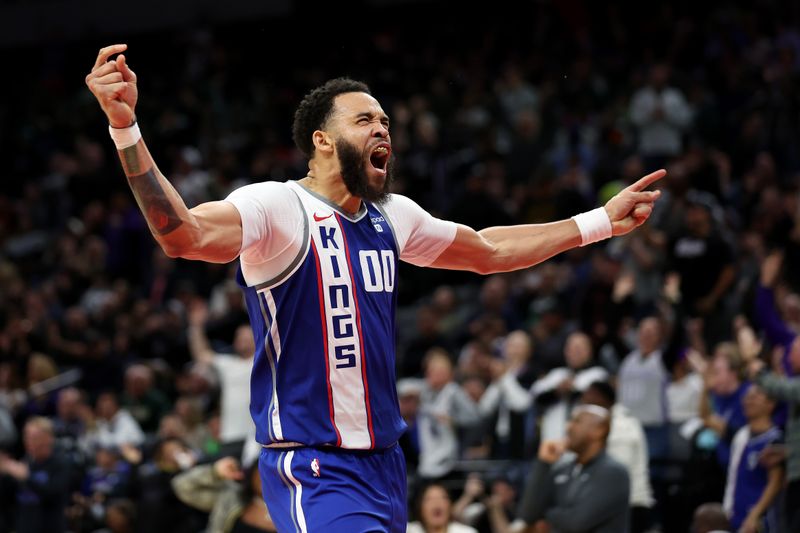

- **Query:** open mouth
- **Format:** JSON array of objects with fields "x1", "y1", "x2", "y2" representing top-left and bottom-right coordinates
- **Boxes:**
[{"x1": 369, "y1": 144, "x2": 391, "y2": 173}]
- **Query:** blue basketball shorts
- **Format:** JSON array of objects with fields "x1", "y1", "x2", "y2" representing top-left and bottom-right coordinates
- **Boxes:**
[{"x1": 258, "y1": 443, "x2": 407, "y2": 533}]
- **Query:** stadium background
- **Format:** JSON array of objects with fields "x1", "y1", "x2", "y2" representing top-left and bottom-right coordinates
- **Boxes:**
[{"x1": 1, "y1": 0, "x2": 800, "y2": 532}]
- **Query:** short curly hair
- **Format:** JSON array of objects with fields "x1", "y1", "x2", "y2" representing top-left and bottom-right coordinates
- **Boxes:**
[{"x1": 292, "y1": 77, "x2": 371, "y2": 158}]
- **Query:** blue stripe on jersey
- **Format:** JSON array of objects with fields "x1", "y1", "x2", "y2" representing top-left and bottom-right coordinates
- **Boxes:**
[{"x1": 237, "y1": 197, "x2": 406, "y2": 449}]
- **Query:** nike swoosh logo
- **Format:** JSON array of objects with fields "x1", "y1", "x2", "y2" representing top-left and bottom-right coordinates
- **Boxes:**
[{"x1": 313, "y1": 212, "x2": 332, "y2": 222}]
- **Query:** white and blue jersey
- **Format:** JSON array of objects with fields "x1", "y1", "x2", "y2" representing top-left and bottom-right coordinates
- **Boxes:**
[
  {"x1": 724, "y1": 425, "x2": 783, "y2": 532},
  {"x1": 226, "y1": 180, "x2": 457, "y2": 450}
]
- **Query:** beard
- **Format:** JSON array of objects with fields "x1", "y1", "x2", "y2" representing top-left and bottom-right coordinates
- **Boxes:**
[{"x1": 336, "y1": 138, "x2": 394, "y2": 205}]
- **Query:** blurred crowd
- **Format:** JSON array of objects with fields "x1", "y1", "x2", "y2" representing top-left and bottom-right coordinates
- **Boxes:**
[{"x1": 2, "y1": 1, "x2": 800, "y2": 532}]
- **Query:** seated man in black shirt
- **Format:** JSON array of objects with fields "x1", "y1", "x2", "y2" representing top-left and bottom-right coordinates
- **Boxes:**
[{"x1": 514, "y1": 404, "x2": 631, "y2": 533}]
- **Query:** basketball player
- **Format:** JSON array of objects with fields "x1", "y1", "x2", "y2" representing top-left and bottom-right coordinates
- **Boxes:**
[{"x1": 86, "y1": 44, "x2": 664, "y2": 532}]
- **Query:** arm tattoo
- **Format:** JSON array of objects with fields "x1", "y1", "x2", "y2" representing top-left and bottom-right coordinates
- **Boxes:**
[
  {"x1": 121, "y1": 145, "x2": 183, "y2": 236},
  {"x1": 121, "y1": 145, "x2": 141, "y2": 175}
]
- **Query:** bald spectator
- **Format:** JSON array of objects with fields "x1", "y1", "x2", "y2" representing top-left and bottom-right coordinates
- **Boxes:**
[
  {"x1": 514, "y1": 404, "x2": 630, "y2": 532},
  {"x1": 0, "y1": 417, "x2": 70, "y2": 533},
  {"x1": 691, "y1": 503, "x2": 731, "y2": 533}
]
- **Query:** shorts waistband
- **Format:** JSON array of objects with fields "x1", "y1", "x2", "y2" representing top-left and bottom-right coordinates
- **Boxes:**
[
  {"x1": 262, "y1": 441, "x2": 304, "y2": 449},
  {"x1": 261, "y1": 441, "x2": 398, "y2": 454}
]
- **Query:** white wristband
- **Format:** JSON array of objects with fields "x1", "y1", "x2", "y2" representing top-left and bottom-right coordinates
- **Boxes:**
[
  {"x1": 571, "y1": 207, "x2": 613, "y2": 246},
  {"x1": 108, "y1": 123, "x2": 142, "y2": 150}
]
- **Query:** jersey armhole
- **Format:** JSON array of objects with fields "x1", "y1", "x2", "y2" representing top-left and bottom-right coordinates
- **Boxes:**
[{"x1": 248, "y1": 188, "x2": 310, "y2": 291}]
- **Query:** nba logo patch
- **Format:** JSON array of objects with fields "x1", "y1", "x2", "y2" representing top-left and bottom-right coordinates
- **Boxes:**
[{"x1": 311, "y1": 458, "x2": 321, "y2": 477}]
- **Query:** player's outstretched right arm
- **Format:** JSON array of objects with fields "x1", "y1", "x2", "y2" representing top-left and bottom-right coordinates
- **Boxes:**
[{"x1": 85, "y1": 44, "x2": 242, "y2": 263}]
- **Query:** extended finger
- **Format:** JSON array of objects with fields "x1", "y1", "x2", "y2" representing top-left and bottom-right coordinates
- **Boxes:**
[
  {"x1": 116, "y1": 54, "x2": 137, "y2": 83},
  {"x1": 92, "y1": 44, "x2": 127, "y2": 71},
  {"x1": 627, "y1": 169, "x2": 666, "y2": 192},
  {"x1": 85, "y1": 61, "x2": 118, "y2": 83}
]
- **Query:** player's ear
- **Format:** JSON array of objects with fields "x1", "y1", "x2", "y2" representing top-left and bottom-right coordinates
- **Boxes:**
[{"x1": 312, "y1": 130, "x2": 334, "y2": 155}]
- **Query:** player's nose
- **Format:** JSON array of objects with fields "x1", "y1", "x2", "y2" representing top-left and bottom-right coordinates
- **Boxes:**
[{"x1": 371, "y1": 123, "x2": 389, "y2": 139}]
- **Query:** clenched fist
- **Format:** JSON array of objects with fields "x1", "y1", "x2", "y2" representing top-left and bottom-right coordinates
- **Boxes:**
[
  {"x1": 538, "y1": 439, "x2": 567, "y2": 464},
  {"x1": 85, "y1": 44, "x2": 138, "y2": 128}
]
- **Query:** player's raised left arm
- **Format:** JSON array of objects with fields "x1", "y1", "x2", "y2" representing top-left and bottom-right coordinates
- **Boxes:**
[
  {"x1": 86, "y1": 45, "x2": 243, "y2": 264},
  {"x1": 429, "y1": 169, "x2": 665, "y2": 274}
]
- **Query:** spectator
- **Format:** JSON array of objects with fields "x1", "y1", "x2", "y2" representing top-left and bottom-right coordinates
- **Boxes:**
[
  {"x1": 0, "y1": 417, "x2": 70, "y2": 533},
  {"x1": 397, "y1": 378, "x2": 422, "y2": 472},
  {"x1": 629, "y1": 63, "x2": 692, "y2": 165},
  {"x1": 130, "y1": 437, "x2": 204, "y2": 533},
  {"x1": 407, "y1": 482, "x2": 478, "y2": 533},
  {"x1": 416, "y1": 349, "x2": 480, "y2": 481},
  {"x1": 19, "y1": 352, "x2": 59, "y2": 419},
  {"x1": 722, "y1": 384, "x2": 783, "y2": 533},
  {"x1": 187, "y1": 301, "x2": 255, "y2": 450},
  {"x1": 82, "y1": 391, "x2": 145, "y2": 450},
  {"x1": 479, "y1": 330, "x2": 537, "y2": 459},
  {"x1": 120, "y1": 364, "x2": 170, "y2": 434},
  {"x1": 691, "y1": 502, "x2": 731, "y2": 533},
  {"x1": 514, "y1": 404, "x2": 630, "y2": 533},
  {"x1": 401, "y1": 304, "x2": 451, "y2": 378},
  {"x1": 755, "y1": 251, "x2": 800, "y2": 375},
  {"x1": 531, "y1": 331, "x2": 608, "y2": 441},
  {"x1": 618, "y1": 316, "x2": 670, "y2": 460},
  {"x1": 666, "y1": 196, "x2": 736, "y2": 345},
  {"x1": 745, "y1": 345, "x2": 800, "y2": 530},
  {"x1": 172, "y1": 396, "x2": 215, "y2": 454},
  {"x1": 73, "y1": 444, "x2": 133, "y2": 530},
  {"x1": 0, "y1": 402, "x2": 16, "y2": 450},
  {"x1": 452, "y1": 473, "x2": 520, "y2": 533},
  {"x1": 666, "y1": 350, "x2": 704, "y2": 426},
  {"x1": 92, "y1": 498, "x2": 136, "y2": 533},
  {"x1": 581, "y1": 381, "x2": 654, "y2": 533},
  {"x1": 172, "y1": 456, "x2": 276, "y2": 533},
  {"x1": 702, "y1": 343, "x2": 749, "y2": 468},
  {"x1": 53, "y1": 387, "x2": 88, "y2": 444}
]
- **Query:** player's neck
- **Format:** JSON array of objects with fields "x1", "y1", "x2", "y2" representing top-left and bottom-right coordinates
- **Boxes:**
[{"x1": 299, "y1": 174, "x2": 362, "y2": 215}]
